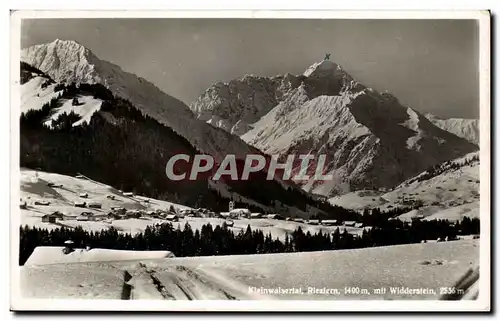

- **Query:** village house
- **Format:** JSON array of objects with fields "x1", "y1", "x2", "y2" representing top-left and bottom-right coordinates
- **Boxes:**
[
  {"x1": 343, "y1": 221, "x2": 357, "y2": 227},
  {"x1": 294, "y1": 218, "x2": 305, "y2": 223},
  {"x1": 123, "y1": 192, "x2": 134, "y2": 197},
  {"x1": 74, "y1": 201, "x2": 86, "y2": 208},
  {"x1": 106, "y1": 195, "x2": 115, "y2": 200},
  {"x1": 88, "y1": 202, "x2": 102, "y2": 209},
  {"x1": 354, "y1": 222, "x2": 364, "y2": 228},
  {"x1": 34, "y1": 200, "x2": 50, "y2": 206},
  {"x1": 224, "y1": 219, "x2": 234, "y2": 227},
  {"x1": 77, "y1": 213, "x2": 96, "y2": 221},
  {"x1": 250, "y1": 213, "x2": 263, "y2": 219},
  {"x1": 307, "y1": 219, "x2": 320, "y2": 225},
  {"x1": 155, "y1": 209, "x2": 165, "y2": 214},
  {"x1": 321, "y1": 220, "x2": 338, "y2": 226},
  {"x1": 165, "y1": 214, "x2": 179, "y2": 222},
  {"x1": 51, "y1": 211, "x2": 64, "y2": 220},
  {"x1": 107, "y1": 212, "x2": 121, "y2": 220},
  {"x1": 111, "y1": 206, "x2": 126, "y2": 214},
  {"x1": 266, "y1": 214, "x2": 284, "y2": 220},
  {"x1": 230, "y1": 208, "x2": 251, "y2": 218},
  {"x1": 41, "y1": 214, "x2": 58, "y2": 223},
  {"x1": 125, "y1": 210, "x2": 141, "y2": 219},
  {"x1": 219, "y1": 212, "x2": 237, "y2": 219},
  {"x1": 79, "y1": 193, "x2": 89, "y2": 198}
]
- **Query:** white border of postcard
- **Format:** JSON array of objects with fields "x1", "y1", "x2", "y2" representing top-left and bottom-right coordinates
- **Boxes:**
[{"x1": 9, "y1": 10, "x2": 491, "y2": 312}]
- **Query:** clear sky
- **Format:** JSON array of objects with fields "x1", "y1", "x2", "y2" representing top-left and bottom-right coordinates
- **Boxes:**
[{"x1": 21, "y1": 18, "x2": 479, "y2": 118}]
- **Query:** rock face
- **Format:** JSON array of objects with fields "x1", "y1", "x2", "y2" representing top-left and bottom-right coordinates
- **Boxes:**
[
  {"x1": 21, "y1": 39, "x2": 256, "y2": 160},
  {"x1": 190, "y1": 74, "x2": 303, "y2": 136},
  {"x1": 192, "y1": 59, "x2": 479, "y2": 196},
  {"x1": 425, "y1": 113, "x2": 479, "y2": 146}
]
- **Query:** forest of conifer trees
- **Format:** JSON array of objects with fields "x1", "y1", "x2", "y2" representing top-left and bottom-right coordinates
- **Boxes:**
[{"x1": 19, "y1": 216, "x2": 479, "y2": 265}]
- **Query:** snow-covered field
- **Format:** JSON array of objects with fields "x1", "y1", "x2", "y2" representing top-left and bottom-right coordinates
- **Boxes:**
[
  {"x1": 19, "y1": 169, "x2": 369, "y2": 240},
  {"x1": 20, "y1": 239, "x2": 479, "y2": 300}
]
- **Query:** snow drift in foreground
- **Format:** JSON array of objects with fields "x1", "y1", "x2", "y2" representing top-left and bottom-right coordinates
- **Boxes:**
[
  {"x1": 24, "y1": 247, "x2": 175, "y2": 266},
  {"x1": 20, "y1": 239, "x2": 479, "y2": 300}
]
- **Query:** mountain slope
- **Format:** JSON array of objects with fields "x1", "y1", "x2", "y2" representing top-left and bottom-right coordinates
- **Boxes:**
[
  {"x1": 192, "y1": 59, "x2": 478, "y2": 195},
  {"x1": 425, "y1": 113, "x2": 479, "y2": 145},
  {"x1": 190, "y1": 73, "x2": 302, "y2": 136},
  {"x1": 328, "y1": 151, "x2": 480, "y2": 221},
  {"x1": 21, "y1": 39, "x2": 257, "y2": 160},
  {"x1": 19, "y1": 62, "x2": 360, "y2": 219}
]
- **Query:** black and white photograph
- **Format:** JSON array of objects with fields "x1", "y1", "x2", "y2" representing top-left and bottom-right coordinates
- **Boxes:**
[{"x1": 10, "y1": 10, "x2": 490, "y2": 312}]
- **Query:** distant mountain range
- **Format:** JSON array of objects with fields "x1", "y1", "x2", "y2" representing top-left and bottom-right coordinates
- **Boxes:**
[
  {"x1": 20, "y1": 40, "x2": 361, "y2": 219},
  {"x1": 190, "y1": 59, "x2": 479, "y2": 196},
  {"x1": 424, "y1": 113, "x2": 479, "y2": 145}
]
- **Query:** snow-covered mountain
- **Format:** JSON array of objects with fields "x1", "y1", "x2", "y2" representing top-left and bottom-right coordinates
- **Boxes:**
[
  {"x1": 20, "y1": 60, "x2": 356, "y2": 218},
  {"x1": 192, "y1": 59, "x2": 478, "y2": 196},
  {"x1": 190, "y1": 73, "x2": 303, "y2": 136},
  {"x1": 21, "y1": 39, "x2": 256, "y2": 160},
  {"x1": 425, "y1": 113, "x2": 479, "y2": 145}
]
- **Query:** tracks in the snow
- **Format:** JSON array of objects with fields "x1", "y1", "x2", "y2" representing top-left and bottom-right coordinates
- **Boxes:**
[
  {"x1": 121, "y1": 271, "x2": 133, "y2": 300},
  {"x1": 122, "y1": 263, "x2": 238, "y2": 300}
]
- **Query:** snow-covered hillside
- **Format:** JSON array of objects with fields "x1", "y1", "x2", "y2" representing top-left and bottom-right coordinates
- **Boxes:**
[
  {"x1": 21, "y1": 76, "x2": 63, "y2": 113},
  {"x1": 19, "y1": 169, "x2": 367, "y2": 240},
  {"x1": 21, "y1": 39, "x2": 258, "y2": 160},
  {"x1": 328, "y1": 152, "x2": 480, "y2": 221},
  {"x1": 44, "y1": 95, "x2": 103, "y2": 127},
  {"x1": 20, "y1": 239, "x2": 479, "y2": 300},
  {"x1": 21, "y1": 70, "x2": 103, "y2": 128},
  {"x1": 192, "y1": 59, "x2": 478, "y2": 195},
  {"x1": 20, "y1": 168, "x2": 191, "y2": 232},
  {"x1": 425, "y1": 113, "x2": 479, "y2": 145}
]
